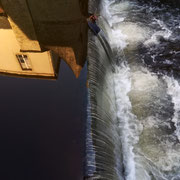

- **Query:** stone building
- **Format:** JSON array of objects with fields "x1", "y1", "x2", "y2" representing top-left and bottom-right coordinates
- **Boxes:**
[
  {"x1": 0, "y1": 17, "x2": 60, "y2": 79},
  {"x1": 0, "y1": 0, "x2": 88, "y2": 78}
]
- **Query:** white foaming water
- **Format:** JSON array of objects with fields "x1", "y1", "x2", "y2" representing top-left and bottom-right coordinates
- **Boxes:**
[
  {"x1": 100, "y1": 1, "x2": 141, "y2": 180},
  {"x1": 114, "y1": 62, "x2": 143, "y2": 180},
  {"x1": 165, "y1": 76, "x2": 180, "y2": 141},
  {"x1": 129, "y1": 70, "x2": 180, "y2": 179},
  {"x1": 105, "y1": 1, "x2": 149, "y2": 49},
  {"x1": 99, "y1": 0, "x2": 180, "y2": 179},
  {"x1": 102, "y1": 3, "x2": 138, "y2": 178},
  {"x1": 144, "y1": 18, "x2": 172, "y2": 47},
  {"x1": 100, "y1": 1, "x2": 155, "y2": 180},
  {"x1": 100, "y1": 0, "x2": 129, "y2": 49}
]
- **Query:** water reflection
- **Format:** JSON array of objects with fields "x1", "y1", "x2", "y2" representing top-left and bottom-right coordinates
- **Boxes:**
[{"x1": 0, "y1": 61, "x2": 87, "y2": 180}]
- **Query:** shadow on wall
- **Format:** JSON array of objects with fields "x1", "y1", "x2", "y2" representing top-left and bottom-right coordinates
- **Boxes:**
[
  {"x1": 0, "y1": 15, "x2": 11, "y2": 29},
  {"x1": 0, "y1": 1, "x2": 4, "y2": 14},
  {"x1": 0, "y1": 0, "x2": 89, "y2": 78}
]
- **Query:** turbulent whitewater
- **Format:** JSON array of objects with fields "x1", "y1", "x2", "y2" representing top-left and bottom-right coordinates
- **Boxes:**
[{"x1": 86, "y1": 0, "x2": 180, "y2": 180}]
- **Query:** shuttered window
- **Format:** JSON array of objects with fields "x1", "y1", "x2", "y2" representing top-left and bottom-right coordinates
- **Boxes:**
[{"x1": 16, "y1": 54, "x2": 32, "y2": 70}]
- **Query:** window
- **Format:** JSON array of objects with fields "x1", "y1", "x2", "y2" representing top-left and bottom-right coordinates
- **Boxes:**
[{"x1": 16, "y1": 54, "x2": 32, "y2": 70}]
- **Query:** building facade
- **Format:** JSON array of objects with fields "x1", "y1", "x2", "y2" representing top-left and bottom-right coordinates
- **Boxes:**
[
  {"x1": 0, "y1": 15, "x2": 60, "y2": 79},
  {"x1": 0, "y1": 0, "x2": 88, "y2": 78}
]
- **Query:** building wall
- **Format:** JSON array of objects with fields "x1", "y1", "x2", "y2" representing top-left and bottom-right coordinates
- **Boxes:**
[
  {"x1": 27, "y1": 0, "x2": 88, "y2": 78},
  {"x1": 27, "y1": 0, "x2": 82, "y2": 21},
  {"x1": 1, "y1": 0, "x2": 88, "y2": 78},
  {"x1": 0, "y1": 28, "x2": 57, "y2": 78},
  {"x1": 0, "y1": 1, "x2": 3, "y2": 13},
  {"x1": 1, "y1": 0, "x2": 42, "y2": 51}
]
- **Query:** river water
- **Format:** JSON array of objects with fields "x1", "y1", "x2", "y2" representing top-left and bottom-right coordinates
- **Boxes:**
[{"x1": 87, "y1": 0, "x2": 180, "y2": 179}]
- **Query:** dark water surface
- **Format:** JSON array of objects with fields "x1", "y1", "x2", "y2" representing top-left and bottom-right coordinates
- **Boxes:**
[{"x1": 0, "y1": 61, "x2": 87, "y2": 180}]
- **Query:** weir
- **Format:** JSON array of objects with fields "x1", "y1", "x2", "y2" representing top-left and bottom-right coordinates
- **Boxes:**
[
  {"x1": 86, "y1": 0, "x2": 180, "y2": 180},
  {"x1": 85, "y1": 29, "x2": 123, "y2": 179},
  {"x1": 85, "y1": 1, "x2": 123, "y2": 179}
]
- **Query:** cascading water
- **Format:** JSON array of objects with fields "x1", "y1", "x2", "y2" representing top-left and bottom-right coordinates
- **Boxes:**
[{"x1": 86, "y1": 0, "x2": 180, "y2": 179}]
